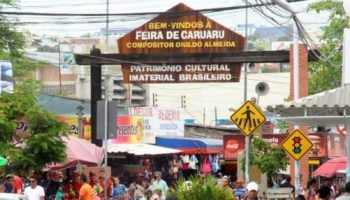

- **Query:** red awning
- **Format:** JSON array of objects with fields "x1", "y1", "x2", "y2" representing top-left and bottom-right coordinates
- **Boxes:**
[{"x1": 313, "y1": 157, "x2": 347, "y2": 177}]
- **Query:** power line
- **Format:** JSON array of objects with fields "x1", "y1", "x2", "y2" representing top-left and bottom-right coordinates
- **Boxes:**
[
  {"x1": 0, "y1": 3, "x2": 272, "y2": 16},
  {"x1": 6, "y1": 9, "x2": 243, "y2": 25}
]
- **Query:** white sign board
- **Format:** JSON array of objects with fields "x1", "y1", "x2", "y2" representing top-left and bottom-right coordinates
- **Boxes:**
[
  {"x1": 129, "y1": 107, "x2": 185, "y2": 144},
  {"x1": 59, "y1": 44, "x2": 98, "y2": 75},
  {"x1": 0, "y1": 61, "x2": 14, "y2": 94},
  {"x1": 266, "y1": 188, "x2": 293, "y2": 199}
]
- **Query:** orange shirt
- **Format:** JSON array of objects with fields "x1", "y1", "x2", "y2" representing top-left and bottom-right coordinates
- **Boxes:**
[{"x1": 79, "y1": 183, "x2": 93, "y2": 200}]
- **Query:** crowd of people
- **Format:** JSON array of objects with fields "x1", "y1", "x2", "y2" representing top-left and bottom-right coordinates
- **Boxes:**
[
  {"x1": 0, "y1": 170, "x2": 257, "y2": 200},
  {"x1": 266, "y1": 174, "x2": 350, "y2": 200},
  {"x1": 1, "y1": 170, "x2": 350, "y2": 200},
  {"x1": 0, "y1": 170, "x2": 172, "y2": 200}
]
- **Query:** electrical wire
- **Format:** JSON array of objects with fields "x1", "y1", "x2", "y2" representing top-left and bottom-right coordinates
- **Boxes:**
[
  {"x1": 241, "y1": 0, "x2": 297, "y2": 39},
  {"x1": 293, "y1": 15, "x2": 342, "y2": 68},
  {"x1": 241, "y1": 0, "x2": 341, "y2": 69},
  {"x1": 0, "y1": 3, "x2": 272, "y2": 16}
]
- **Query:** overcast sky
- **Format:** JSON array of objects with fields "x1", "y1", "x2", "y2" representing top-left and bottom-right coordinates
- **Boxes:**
[{"x1": 3, "y1": 0, "x2": 329, "y2": 37}]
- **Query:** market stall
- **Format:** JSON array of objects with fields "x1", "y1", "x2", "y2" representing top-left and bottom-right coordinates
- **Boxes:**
[
  {"x1": 48, "y1": 136, "x2": 104, "y2": 170},
  {"x1": 155, "y1": 136, "x2": 223, "y2": 154},
  {"x1": 107, "y1": 143, "x2": 181, "y2": 177},
  {"x1": 107, "y1": 143, "x2": 181, "y2": 156},
  {"x1": 155, "y1": 136, "x2": 223, "y2": 178}
]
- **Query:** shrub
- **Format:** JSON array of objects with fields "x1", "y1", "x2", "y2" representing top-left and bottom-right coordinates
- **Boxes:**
[{"x1": 168, "y1": 176, "x2": 234, "y2": 200}]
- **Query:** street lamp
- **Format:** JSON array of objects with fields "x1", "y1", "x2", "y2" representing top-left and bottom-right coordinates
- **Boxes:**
[{"x1": 342, "y1": 0, "x2": 350, "y2": 183}]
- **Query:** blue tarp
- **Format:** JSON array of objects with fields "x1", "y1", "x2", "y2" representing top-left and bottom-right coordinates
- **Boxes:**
[{"x1": 155, "y1": 136, "x2": 223, "y2": 154}]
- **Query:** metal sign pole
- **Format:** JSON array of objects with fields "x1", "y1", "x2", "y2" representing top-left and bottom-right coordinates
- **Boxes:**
[
  {"x1": 104, "y1": 74, "x2": 110, "y2": 200},
  {"x1": 244, "y1": 1, "x2": 250, "y2": 184},
  {"x1": 293, "y1": 21, "x2": 300, "y2": 197},
  {"x1": 343, "y1": 27, "x2": 350, "y2": 182}
]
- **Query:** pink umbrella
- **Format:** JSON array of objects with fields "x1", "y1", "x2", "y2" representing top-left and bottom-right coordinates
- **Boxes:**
[
  {"x1": 313, "y1": 157, "x2": 347, "y2": 177},
  {"x1": 48, "y1": 137, "x2": 104, "y2": 170}
]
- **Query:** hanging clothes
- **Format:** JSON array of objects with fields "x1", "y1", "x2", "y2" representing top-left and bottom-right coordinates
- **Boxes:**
[
  {"x1": 180, "y1": 154, "x2": 190, "y2": 170},
  {"x1": 189, "y1": 155, "x2": 199, "y2": 170},
  {"x1": 211, "y1": 155, "x2": 220, "y2": 173},
  {"x1": 201, "y1": 156, "x2": 212, "y2": 174}
]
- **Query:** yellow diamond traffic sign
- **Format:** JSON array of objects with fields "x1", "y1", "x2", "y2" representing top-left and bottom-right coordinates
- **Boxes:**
[
  {"x1": 230, "y1": 100, "x2": 266, "y2": 136},
  {"x1": 281, "y1": 130, "x2": 313, "y2": 161}
]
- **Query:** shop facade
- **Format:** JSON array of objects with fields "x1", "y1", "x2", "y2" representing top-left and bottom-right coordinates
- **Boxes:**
[{"x1": 223, "y1": 133, "x2": 346, "y2": 179}]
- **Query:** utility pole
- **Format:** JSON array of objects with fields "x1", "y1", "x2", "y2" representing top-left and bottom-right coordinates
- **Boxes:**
[
  {"x1": 181, "y1": 95, "x2": 186, "y2": 108},
  {"x1": 152, "y1": 93, "x2": 158, "y2": 107},
  {"x1": 90, "y1": 46, "x2": 102, "y2": 146},
  {"x1": 293, "y1": 20, "x2": 301, "y2": 197},
  {"x1": 203, "y1": 107, "x2": 206, "y2": 125},
  {"x1": 58, "y1": 41, "x2": 62, "y2": 95},
  {"x1": 105, "y1": 0, "x2": 110, "y2": 45},
  {"x1": 103, "y1": 74, "x2": 110, "y2": 200},
  {"x1": 214, "y1": 107, "x2": 218, "y2": 126},
  {"x1": 343, "y1": 1, "x2": 350, "y2": 182},
  {"x1": 76, "y1": 105, "x2": 84, "y2": 139},
  {"x1": 244, "y1": 1, "x2": 250, "y2": 184}
]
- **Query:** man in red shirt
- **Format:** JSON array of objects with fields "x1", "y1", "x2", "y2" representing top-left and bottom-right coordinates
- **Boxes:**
[
  {"x1": 65, "y1": 172, "x2": 82, "y2": 199},
  {"x1": 13, "y1": 175, "x2": 23, "y2": 194},
  {"x1": 98, "y1": 170, "x2": 112, "y2": 197}
]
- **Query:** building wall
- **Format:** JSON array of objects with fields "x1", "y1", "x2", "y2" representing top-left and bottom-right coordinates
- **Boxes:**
[
  {"x1": 185, "y1": 125, "x2": 239, "y2": 139},
  {"x1": 35, "y1": 64, "x2": 77, "y2": 96},
  {"x1": 38, "y1": 64, "x2": 77, "y2": 82}
]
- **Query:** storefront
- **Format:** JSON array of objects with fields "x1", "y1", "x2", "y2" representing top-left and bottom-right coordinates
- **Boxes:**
[
  {"x1": 155, "y1": 136, "x2": 222, "y2": 154},
  {"x1": 107, "y1": 143, "x2": 181, "y2": 180},
  {"x1": 155, "y1": 136, "x2": 223, "y2": 178},
  {"x1": 223, "y1": 133, "x2": 344, "y2": 178}
]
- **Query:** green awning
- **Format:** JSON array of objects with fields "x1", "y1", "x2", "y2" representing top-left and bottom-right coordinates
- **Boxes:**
[{"x1": 0, "y1": 156, "x2": 8, "y2": 166}]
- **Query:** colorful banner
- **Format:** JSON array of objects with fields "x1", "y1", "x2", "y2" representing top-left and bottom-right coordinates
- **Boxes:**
[
  {"x1": 56, "y1": 115, "x2": 91, "y2": 141},
  {"x1": 108, "y1": 116, "x2": 143, "y2": 144},
  {"x1": 129, "y1": 107, "x2": 185, "y2": 144},
  {"x1": 0, "y1": 61, "x2": 13, "y2": 94}
]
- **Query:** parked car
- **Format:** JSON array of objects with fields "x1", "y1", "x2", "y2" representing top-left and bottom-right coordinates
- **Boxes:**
[{"x1": 0, "y1": 193, "x2": 28, "y2": 200}]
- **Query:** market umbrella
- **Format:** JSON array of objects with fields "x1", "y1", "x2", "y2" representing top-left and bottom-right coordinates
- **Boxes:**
[
  {"x1": 47, "y1": 136, "x2": 104, "y2": 170},
  {"x1": 313, "y1": 157, "x2": 346, "y2": 177},
  {"x1": 0, "y1": 156, "x2": 7, "y2": 166}
]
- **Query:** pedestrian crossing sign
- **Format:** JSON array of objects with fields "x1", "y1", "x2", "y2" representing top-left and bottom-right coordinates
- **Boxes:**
[{"x1": 230, "y1": 100, "x2": 266, "y2": 136}]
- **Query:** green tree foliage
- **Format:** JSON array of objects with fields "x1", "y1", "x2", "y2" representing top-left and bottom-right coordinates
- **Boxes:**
[
  {"x1": 308, "y1": 0, "x2": 348, "y2": 94},
  {"x1": 0, "y1": 1, "x2": 67, "y2": 174},
  {"x1": 241, "y1": 136, "x2": 288, "y2": 180},
  {"x1": 169, "y1": 176, "x2": 234, "y2": 200}
]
